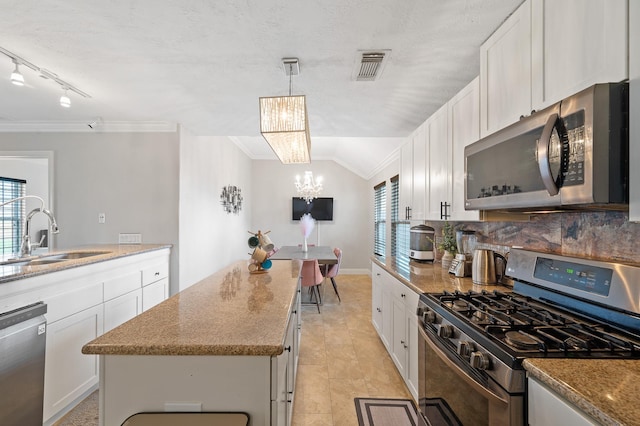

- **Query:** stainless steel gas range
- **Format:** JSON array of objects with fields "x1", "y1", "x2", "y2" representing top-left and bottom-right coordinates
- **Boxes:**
[{"x1": 417, "y1": 249, "x2": 640, "y2": 426}]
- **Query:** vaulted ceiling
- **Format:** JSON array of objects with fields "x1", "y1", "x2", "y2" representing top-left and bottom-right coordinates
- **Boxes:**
[{"x1": 0, "y1": 0, "x2": 522, "y2": 178}]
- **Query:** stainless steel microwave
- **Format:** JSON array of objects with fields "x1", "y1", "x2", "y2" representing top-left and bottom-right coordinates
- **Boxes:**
[{"x1": 465, "y1": 83, "x2": 628, "y2": 211}]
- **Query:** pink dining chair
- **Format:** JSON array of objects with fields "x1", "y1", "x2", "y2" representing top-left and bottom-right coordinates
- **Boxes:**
[
  {"x1": 322, "y1": 248, "x2": 342, "y2": 302},
  {"x1": 300, "y1": 259, "x2": 324, "y2": 313}
]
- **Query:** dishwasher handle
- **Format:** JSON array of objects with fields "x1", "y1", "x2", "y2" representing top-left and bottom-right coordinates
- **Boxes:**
[{"x1": 0, "y1": 302, "x2": 47, "y2": 331}]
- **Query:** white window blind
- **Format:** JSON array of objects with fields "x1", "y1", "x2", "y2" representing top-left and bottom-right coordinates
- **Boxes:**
[
  {"x1": 0, "y1": 177, "x2": 26, "y2": 255},
  {"x1": 374, "y1": 181, "x2": 386, "y2": 257},
  {"x1": 391, "y1": 175, "x2": 410, "y2": 271}
]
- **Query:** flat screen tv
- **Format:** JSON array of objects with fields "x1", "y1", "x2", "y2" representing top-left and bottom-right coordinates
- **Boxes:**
[{"x1": 292, "y1": 197, "x2": 334, "y2": 221}]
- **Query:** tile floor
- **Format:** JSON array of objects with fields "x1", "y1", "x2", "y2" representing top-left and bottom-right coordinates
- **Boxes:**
[{"x1": 54, "y1": 274, "x2": 411, "y2": 426}]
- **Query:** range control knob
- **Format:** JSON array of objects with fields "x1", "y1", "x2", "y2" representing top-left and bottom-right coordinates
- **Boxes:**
[
  {"x1": 423, "y1": 310, "x2": 436, "y2": 324},
  {"x1": 470, "y1": 351, "x2": 490, "y2": 370},
  {"x1": 438, "y1": 324, "x2": 454, "y2": 338},
  {"x1": 457, "y1": 341, "x2": 475, "y2": 358},
  {"x1": 416, "y1": 306, "x2": 425, "y2": 317}
]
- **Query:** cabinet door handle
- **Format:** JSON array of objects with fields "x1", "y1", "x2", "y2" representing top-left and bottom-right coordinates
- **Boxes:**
[
  {"x1": 284, "y1": 346, "x2": 291, "y2": 352},
  {"x1": 440, "y1": 202, "x2": 451, "y2": 220},
  {"x1": 401, "y1": 293, "x2": 406, "y2": 298}
]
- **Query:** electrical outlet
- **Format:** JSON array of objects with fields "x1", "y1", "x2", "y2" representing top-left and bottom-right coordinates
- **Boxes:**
[
  {"x1": 118, "y1": 233, "x2": 142, "y2": 244},
  {"x1": 98, "y1": 213, "x2": 106, "y2": 223}
]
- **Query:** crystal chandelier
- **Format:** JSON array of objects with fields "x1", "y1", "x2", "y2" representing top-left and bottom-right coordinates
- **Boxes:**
[
  {"x1": 259, "y1": 58, "x2": 311, "y2": 164},
  {"x1": 295, "y1": 171, "x2": 322, "y2": 204}
]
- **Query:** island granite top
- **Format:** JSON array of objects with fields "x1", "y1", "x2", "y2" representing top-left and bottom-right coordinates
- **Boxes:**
[{"x1": 82, "y1": 259, "x2": 302, "y2": 357}]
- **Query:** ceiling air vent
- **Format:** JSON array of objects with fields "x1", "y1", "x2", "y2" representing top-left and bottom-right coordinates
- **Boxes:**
[{"x1": 353, "y1": 50, "x2": 390, "y2": 81}]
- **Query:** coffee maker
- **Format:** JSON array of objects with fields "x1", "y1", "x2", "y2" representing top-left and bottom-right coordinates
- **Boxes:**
[{"x1": 448, "y1": 230, "x2": 476, "y2": 277}]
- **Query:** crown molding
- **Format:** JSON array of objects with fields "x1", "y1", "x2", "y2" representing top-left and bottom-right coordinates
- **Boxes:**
[{"x1": 0, "y1": 121, "x2": 177, "y2": 133}]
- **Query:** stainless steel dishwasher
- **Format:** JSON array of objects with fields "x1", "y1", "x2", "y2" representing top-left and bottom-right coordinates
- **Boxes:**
[{"x1": 0, "y1": 302, "x2": 47, "y2": 426}]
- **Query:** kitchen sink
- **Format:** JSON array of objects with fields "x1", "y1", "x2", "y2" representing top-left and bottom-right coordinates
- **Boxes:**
[
  {"x1": 0, "y1": 251, "x2": 111, "y2": 267},
  {"x1": 46, "y1": 251, "x2": 111, "y2": 260}
]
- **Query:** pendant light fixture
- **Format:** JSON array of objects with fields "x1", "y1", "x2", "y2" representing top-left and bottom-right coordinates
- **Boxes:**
[
  {"x1": 259, "y1": 58, "x2": 311, "y2": 164},
  {"x1": 10, "y1": 60, "x2": 24, "y2": 86},
  {"x1": 295, "y1": 171, "x2": 323, "y2": 203}
]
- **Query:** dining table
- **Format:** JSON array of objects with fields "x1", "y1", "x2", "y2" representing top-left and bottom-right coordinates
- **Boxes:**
[{"x1": 269, "y1": 245, "x2": 338, "y2": 265}]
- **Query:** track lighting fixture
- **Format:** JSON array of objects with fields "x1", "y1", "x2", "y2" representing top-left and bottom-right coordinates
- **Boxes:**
[
  {"x1": 59, "y1": 88, "x2": 71, "y2": 108},
  {"x1": 10, "y1": 60, "x2": 24, "y2": 86},
  {"x1": 0, "y1": 45, "x2": 91, "y2": 104}
]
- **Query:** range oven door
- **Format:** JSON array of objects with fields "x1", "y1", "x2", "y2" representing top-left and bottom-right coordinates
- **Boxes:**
[{"x1": 418, "y1": 326, "x2": 524, "y2": 426}]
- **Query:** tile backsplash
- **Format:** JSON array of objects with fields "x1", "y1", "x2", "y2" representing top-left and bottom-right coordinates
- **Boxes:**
[{"x1": 425, "y1": 211, "x2": 640, "y2": 265}]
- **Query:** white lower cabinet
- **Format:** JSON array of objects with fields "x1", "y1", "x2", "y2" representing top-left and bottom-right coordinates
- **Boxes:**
[
  {"x1": 104, "y1": 289, "x2": 142, "y2": 333},
  {"x1": 271, "y1": 285, "x2": 300, "y2": 426},
  {"x1": 0, "y1": 247, "x2": 171, "y2": 425},
  {"x1": 44, "y1": 304, "x2": 104, "y2": 421},
  {"x1": 371, "y1": 262, "x2": 420, "y2": 402},
  {"x1": 528, "y1": 377, "x2": 598, "y2": 425}
]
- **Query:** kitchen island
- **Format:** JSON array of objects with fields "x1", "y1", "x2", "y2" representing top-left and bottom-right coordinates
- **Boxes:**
[{"x1": 82, "y1": 259, "x2": 302, "y2": 426}]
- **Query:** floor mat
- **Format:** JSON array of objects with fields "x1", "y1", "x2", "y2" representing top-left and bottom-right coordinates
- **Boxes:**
[{"x1": 354, "y1": 397, "x2": 420, "y2": 426}]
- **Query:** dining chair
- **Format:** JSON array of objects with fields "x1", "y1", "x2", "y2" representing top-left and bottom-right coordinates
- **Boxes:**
[
  {"x1": 300, "y1": 259, "x2": 324, "y2": 313},
  {"x1": 322, "y1": 248, "x2": 342, "y2": 302}
]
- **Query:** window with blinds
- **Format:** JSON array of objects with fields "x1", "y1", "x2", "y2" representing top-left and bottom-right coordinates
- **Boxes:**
[
  {"x1": 374, "y1": 181, "x2": 386, "y2": 256},
  {"x1": 391, "y1": 175, "x2": 410, "y2": 270},
  {"x1": 0, "y1": 177, "x2": 26, "y2": 256}
]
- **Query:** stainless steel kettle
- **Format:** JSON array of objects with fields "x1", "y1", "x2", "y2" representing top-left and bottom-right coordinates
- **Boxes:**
[{"x1": 472, "y1": 249, "x2": 506, "y2": 285}]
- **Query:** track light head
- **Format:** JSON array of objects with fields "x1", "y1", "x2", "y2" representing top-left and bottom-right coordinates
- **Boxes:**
[
  {"x1": 10, "y1": 61, "x2": 24, "y2": 86},
  {"x1": 59, "y1": 88, "x2": 70, "y2": 108}
]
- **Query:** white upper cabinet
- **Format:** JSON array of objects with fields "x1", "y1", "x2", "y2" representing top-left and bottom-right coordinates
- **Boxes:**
[
  {"x1": 399, "y1": 140, "x2": 413, "y2": 220},
  {"x1": 480, "y1": 0, "x2": 629, "y2": 138},
  {"x1": 448, "y1": 77, "x2": 481, "y2": 221},
  {"x1": 400, "y1": 124, "x2": 428, "y2": 221},
  {"x1": 427, "y1": 104, "x2": 450, "y2": 220},
  {"x1": 480, "y1": 0, "x2": 532, "y2": 138},
  {"x1": 531, "y1": 0, "x2": 628, "y2": 110}
]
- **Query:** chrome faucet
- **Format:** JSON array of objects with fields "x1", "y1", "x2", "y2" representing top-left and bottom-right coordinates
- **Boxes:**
[{"x1": 20, "y1": 207, "x2": 60, "y2": 257}]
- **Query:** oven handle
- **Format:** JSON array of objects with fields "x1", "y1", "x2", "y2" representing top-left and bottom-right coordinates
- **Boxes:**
[{"x1": 420, "y1": 327, "x2": 508, "y2": 406}]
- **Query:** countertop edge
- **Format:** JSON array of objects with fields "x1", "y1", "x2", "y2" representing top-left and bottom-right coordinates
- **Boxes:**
[{"x1": 524, "y1": 355, "x2": 624, "y2": 426}]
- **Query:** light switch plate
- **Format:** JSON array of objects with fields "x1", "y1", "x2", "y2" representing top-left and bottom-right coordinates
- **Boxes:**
[{"x1": 118, "y1": 233, "x2": 142, "y2": 244}]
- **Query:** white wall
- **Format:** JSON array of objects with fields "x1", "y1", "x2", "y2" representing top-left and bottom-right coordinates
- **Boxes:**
[
  {"x1": 178, "y1": 127, "x2": 253, "y2": 290},
  {"x1": 368, "y1": 156, "x2": 400, "y2": 259},
  {"x1": 0, "y1": 131, "x2": 181, "y2": 293},
  {"x1": 251, "y1": 160, "x2": 370, "y2": 272}
]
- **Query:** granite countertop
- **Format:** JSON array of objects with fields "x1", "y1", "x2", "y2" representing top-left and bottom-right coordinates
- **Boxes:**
[
  {"x1": 524, "y1": 359, "x2": 640, "y2": 426},
  {"x1": 372, "y1": 255, "x2": 508, "y2": 294},
  {"x1": 82, "y1": 259, "x2": 302, "y2": 357},
  {"x1": 0, "y1": 244, "x2": 171, "y2": 284}
]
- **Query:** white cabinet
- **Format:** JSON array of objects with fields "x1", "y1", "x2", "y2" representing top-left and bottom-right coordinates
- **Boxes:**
[
  {"x1": 104, "y1": 289, "x2": 142, "y2": 333},
  {"x1": 44, "y1": 304, "x2": 103, "y2": 421},
  {"x1": 371, "y1": 261, "x2": 420, "y2": 402},
  {"x1": 372, "y1": 267, "x2": 383, "y2": 334},
  {"x1": 142, "y1": 262, "x2": 169, "y2": 311},
  {"x1": 528, "y1": 377, "x2": 598, "y2": 425},
  {"x1": 271, "y1": 285, "x2": 300, "y2": 426},
  {"x1": 449, "y1": 77, "x2": 481, "y2": 221},
  {"x1": 480, "y1": 0, "x2": 532, "y2": 137},
  {"x1": 531, "y1": 0, "x2": 628, "y2": 110},
  {"x1": 481, "y1": 0, "x2": 628, "y2": 137},
  {"x1": 426, "y1": 104, "x2": 451, "y2": 220},
  {"x1": 103, "y1": 271, "x2": 143, "y2": 333},
  {"x1": 400, "y1": 123, "x2": 427, "y2": 221}
]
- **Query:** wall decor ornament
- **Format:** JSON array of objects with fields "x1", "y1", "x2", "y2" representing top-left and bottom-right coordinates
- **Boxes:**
[{"x1": 220, "y1": 185, "x2": 243, "y2": 214}]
